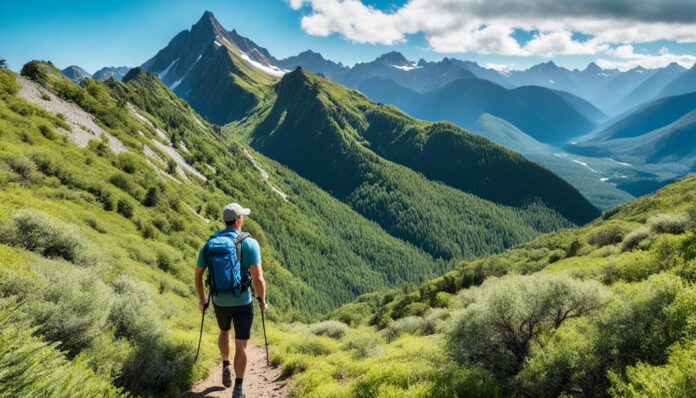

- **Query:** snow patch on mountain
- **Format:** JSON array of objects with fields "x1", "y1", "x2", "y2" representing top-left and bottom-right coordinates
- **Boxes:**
[
  {"x1": 392, "y1": 64, "x2": 420, "y2": 71},
  {"x1": 239, "y1": 52, "x2": 286, "y2": 77},
  {"x1": 159, "y1": 58, "x2": 179, "y2": 80}
]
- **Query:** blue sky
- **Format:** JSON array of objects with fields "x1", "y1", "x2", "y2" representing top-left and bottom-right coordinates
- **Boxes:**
[{"x1": 1, "y1": 0, "x2": 695, "y2": 73}]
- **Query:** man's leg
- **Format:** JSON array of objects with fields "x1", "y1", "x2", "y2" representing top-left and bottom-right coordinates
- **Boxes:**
[
  {"x1": 231, "y1": 302, "x2": 254, "y2": 397},
  {"x1": 233, "y1": 339, "x2": 248, "y2": 378},
  {"x1": 218, "y1": 330, "x2": 231, "y2": 361},
  {"x1": 213, "y1": 304, "x2": 234, "y2": 388}
]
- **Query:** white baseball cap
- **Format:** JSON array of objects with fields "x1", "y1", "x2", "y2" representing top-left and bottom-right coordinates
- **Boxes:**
[{"x1": 222, "y1": 203, "x2": 251, "y2": 221}]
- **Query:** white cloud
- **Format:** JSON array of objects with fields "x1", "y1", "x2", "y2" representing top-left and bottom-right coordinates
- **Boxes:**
[
  {"x1": 288, "y1": 0, "x2": 696, "y2": 63},
  {"x1": 596, "y1": 44, "x2": 696, "y2": 71},
  {"x1": 485, "y1": 62, "x2": 513, "y2": 74}
]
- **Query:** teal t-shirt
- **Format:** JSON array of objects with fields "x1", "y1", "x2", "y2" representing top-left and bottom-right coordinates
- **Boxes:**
[{"x1": 197, "y1": 228, "x2": 262, "y2": 307}]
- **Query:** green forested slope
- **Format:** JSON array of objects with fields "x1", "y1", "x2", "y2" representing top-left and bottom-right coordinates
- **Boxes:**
[
  {"x1": 245, "y1": 69, "x2": 596, "y2": 259},
  {"x1": 0, "y1": 63, "x2": 454, "y2": 396},
  {"x1": 270, "y1": 174, "x2": 696, "y2": 397}
]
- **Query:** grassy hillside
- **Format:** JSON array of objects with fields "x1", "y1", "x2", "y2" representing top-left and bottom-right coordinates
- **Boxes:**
[
  {"x1": 0, "y1": 62, "x2": 478, "y2": 396},
  {"x1": 270, "y1": 174, "x2": 696, "y2": 397},
  {"x1": 244, "y1": 68, "x2": 595, "y2": 261}
]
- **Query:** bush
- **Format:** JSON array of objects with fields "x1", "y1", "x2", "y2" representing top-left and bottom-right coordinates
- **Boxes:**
[
  {"x1": 595, "y1": 274, "x2": 686, "y2": 369},
  {"x1": 587, "y1": 223, "x2": 631, "y2": 247},
  {"x1": 516, "y1": 320, "x2": 600, "y2": 397},
  {"x1": 38, "y1": 124, "x2": 57, "y2": 140},
  {"x1": 310, "y1": 320, "x2": 349, "y2": 339},
  {"x1": 287, "y1": 337, "x2": 334, "y2": 356},
  {"x1": 609, "y1": 340, "x2": 696, "y2": 397},
  {"x1": 142, "y1": 186, "x2": 160, "y2": 207},
  {"x1": 30, "y1": 265, "x2": 113, "y2": 355},
  {"x1": 117, "y1": 199, "x2": 134, "y2": 218},
  {"x1": 648, "y1": 213, "x2": 690, "y2": 234},
  {"x1": 622, "y1": 226, "x2": 651, "y2": 252},
  {"x1": 109, "y1": 275, "x2": 162, "y2": 342},
  {"x1": 6, "y1": 156, "x2": 37, "y2": 182},
  {"x1": 0, "y1": 298, "x2": 125, "y2": 397},
  {"x1": 342, "y1": 331, "x2": 383, "y2": 358},
  {"x1": 447, "y1": 274, "x2": 611, "y2": 377},
  {"x1": 384, "y1": 316, "x2": 427, "y2": 342},
  {"x1": 1, "y1": 208, "x2": 88, "y2": 264}
]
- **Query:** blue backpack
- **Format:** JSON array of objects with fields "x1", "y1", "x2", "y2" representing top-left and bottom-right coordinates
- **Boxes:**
[{"x1": 204, "y1": 231, "x2": 251, "y2": 297}]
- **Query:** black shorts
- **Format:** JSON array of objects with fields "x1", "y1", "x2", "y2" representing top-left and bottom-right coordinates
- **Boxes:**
[{"x1": 213, "y1": 302, "x2": 254, "y2": 340}]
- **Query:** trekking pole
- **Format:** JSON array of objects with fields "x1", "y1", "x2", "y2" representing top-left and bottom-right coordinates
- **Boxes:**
[
  {"x1": 258, "y1": 298, "x2": 270, "y2": 366},
  {"x1": 194, "y1": 290, "x2": 211, "y2": 362}
]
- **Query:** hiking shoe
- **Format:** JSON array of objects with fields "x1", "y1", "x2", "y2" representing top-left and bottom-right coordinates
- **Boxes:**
[
  {"x1": 222, "y1": 365, "x2": 232, "y2": 388},
  {"x1": 232, "y1": 384, "x2": 245, "y2": 398}
]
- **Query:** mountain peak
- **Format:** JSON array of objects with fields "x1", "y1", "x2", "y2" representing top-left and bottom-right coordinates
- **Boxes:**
[
  {"x1": 375, "y1": 51, "x2": 410, "y2": 66},
  {"x1": 192, "y1": 10, "x2": 227, "y2": 38},
  {"x1": 584, "y1": 62, "x2": 601, "y2": 72},
  {"x1": 664, "y1": 62, "x2": 686, "y2": 72},
  {"x1": 61, "y1": 65, "x2": 91, "y2": 83}
]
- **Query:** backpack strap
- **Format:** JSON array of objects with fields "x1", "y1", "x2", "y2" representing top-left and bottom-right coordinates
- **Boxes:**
[
  {"x1": 203, "y1": 234, "x2": 216, "y2": 295},
  {"x1": 234, "y1": 232, "x2": 251, "y2": 264}
]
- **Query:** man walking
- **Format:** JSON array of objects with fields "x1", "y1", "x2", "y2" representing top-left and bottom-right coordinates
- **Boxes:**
[{"x1": 195, "y1": 203, "x2": 268, "y2": 398}]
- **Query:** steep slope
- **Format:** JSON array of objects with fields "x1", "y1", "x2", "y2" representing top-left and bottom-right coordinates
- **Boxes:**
[
  {"x1": 587, "y1": 109, "x2": 696, "y2": 165},
  {"x1": 360, "y1": 77, "x2": 603, "y2": 145},
  {"x1": 243, "y1": 69, "x2": 599, "y2": 261},
  {"x1": 61, "y1": 65, "x2": 91, "y2": 83},
  {"x1": 613, "y1": 62, "x2": 686, "y2": 113},
  {"x1": 93, "y1": 66, "x2": 130, "y2": 81},
  {"x1": 142, "y1": 11, "x2": 282, "y2": 124},
  {"x1": 472, "y1": 114, "x2": 635, "y2": 210},
  {"x1": 591, "y1": 91, "x2": 696, "y2": 141},
  {"x1": 658, "y1": 63, "x2": 696, "y2": 98}
]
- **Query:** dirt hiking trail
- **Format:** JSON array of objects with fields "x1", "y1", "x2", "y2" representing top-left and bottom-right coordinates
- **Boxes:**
[{"x1": 179, "y1": 345, "x2": 288, "y2": 398}]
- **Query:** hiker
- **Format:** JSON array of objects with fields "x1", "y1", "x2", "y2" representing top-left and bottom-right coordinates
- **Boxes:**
[{"x1": 194, "y1": 203, "x2": 268, "y2": 398}]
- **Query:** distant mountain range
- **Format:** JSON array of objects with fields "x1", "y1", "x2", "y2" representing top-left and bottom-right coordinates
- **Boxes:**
[
  {"x1": 132, "y1": 11, "x2": 696, "y2": 212},
  {"x1": 279, "y1": 52, "x2": 690, "y2": 117},
  {"x1": 61, "y1": 65, "x2": 131, "y2": 82}
]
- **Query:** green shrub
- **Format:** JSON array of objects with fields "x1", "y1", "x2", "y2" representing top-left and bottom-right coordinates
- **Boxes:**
[
  {"x1": 384, "y1": 316, "x2": 427, "y2": 342},
  {"x1": 649, "y1": 213, "x2": 690, "y2": 234},
  {"x1": 109, "y1": 276, "x2": 162, "y2": 343},
  {"x1": 587, "y1": 223, "x2": 631, "y2": 247},
  {"x1": 38, "y1": 124, "x2": 57, "y2": 140},
  {"x1": 142, "y1": 186, "x2": 160, "y2": 207},
  {"x1": 1, "y1": 208, "x2": 88, "y2": 264},
  {"x1": 609, "y1": 340, "x2": 696, "y2": 398},
  {"x1": 30, "y1": 265, "x2": 113, "y2": 355},
  {"x1": 109, "y1": 172, "x2": 142, "y2": 200},
  {"x1": 117, "y1": 199, "x2": 134, "y2": 218},
  {"x1": 342, "y1": 331, "x2": 383, "y2": 359},
  {"x1": 622, "y1": 226, "x2": 651, "y2": 252},
  {"x1": 447, "y1": 274, "x2": 611, "y2": 377},
  {"x1": 677, "y1": 259, "x2": 696, "y2": 283},
  {"x1": 310, "y1": 320, "x2": 349, "y2": 339},
  {"x1": 118, "y1": 336, "x2": 194, "y2": 395},
  {"x1": 6, "y1": 156, "x2": 37, "y2": 182},
  {"x1": 0, "y1": 298, "x2": 125, "y2": 397},
  {"x1": 287, "y1": 337, "x2": 334, "y2": 356},
  {"x1": 595, "y1": 274, "x2": 687, "y2": 369},
  {"x1": 516, "y1": 319, "x2": 600, "y2": 397}
]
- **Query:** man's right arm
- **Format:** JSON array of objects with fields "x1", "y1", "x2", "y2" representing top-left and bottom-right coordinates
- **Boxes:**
[
  {"x1": 250, "y1": 265, "x2": 267, "y2": 312},
  {"x1": 194, "y1": 246, "x2": 207, "y2": 311}
]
